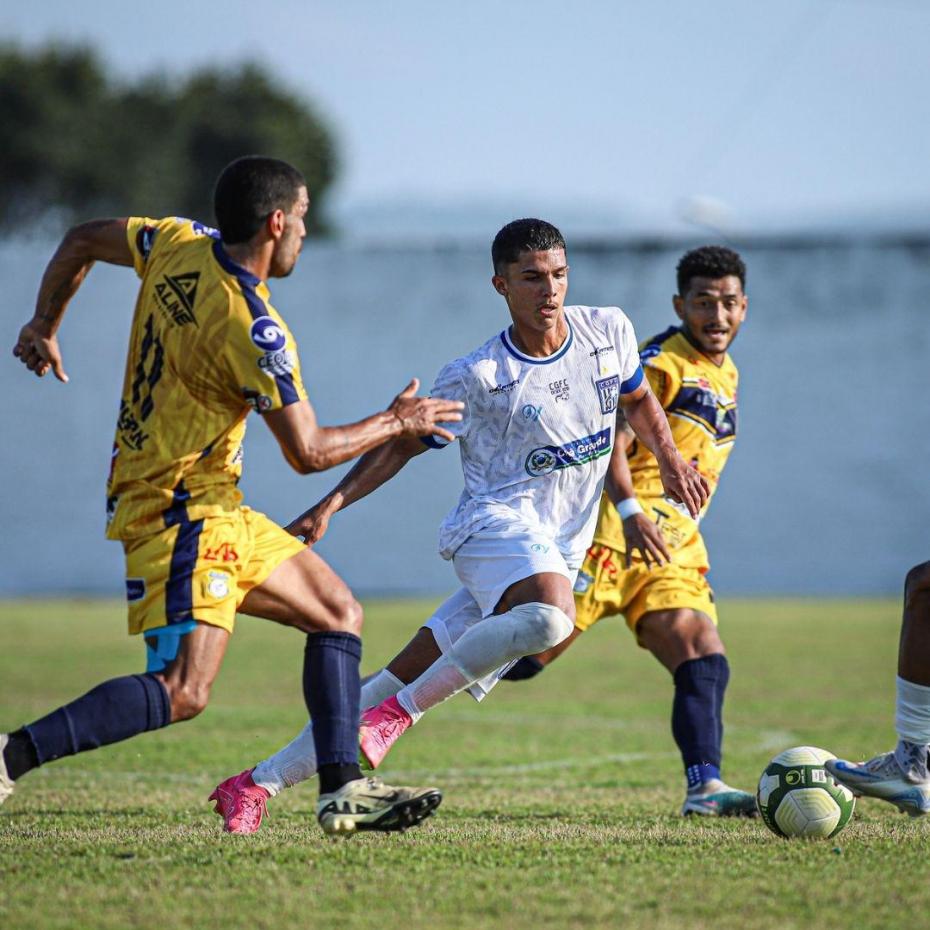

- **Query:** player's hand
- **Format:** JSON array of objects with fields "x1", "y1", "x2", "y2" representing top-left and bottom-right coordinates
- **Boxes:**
[
  {"x1": 658, "y1": 456, "x2": 709, "y2": 519},
  {"x1": 388, "y1": 378, "x2": 463, "y2": 443},
  {"x1": 13, "y1": 319, "x2": 69, "y2": 382},
  {"x1": 286, "y1": 500, "x2": 333, "y2": 544},
  {"x1": 622, "y1": 513, "x2": 670, "y2": 569}
]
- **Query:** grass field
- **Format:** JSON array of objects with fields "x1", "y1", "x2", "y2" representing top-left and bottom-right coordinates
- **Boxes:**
[{"x1": 1, "y1": 596, "x2": 927, "y2": 930}]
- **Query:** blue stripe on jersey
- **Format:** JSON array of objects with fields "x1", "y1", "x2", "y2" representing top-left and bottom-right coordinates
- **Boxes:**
[
  {"x1": 620, "y1": 365, "x2": 644, "y2": 394},
  {"x1": 500, "y1": 320, "x2": 574, "y2": 365},
  {"x1": 212, "y1": 240, "x2": 300, "y2": 406},
  {"x1": 420, "y1": 434, "x2": 449, "y2": 450},
  {"x1": 667, "y1": 386, "x2": 738, "y2": 441},
  {"x1": 639, "y1": 325, "x2": 680, "y2": 362},
  {"x1": 161, "y1": 482, "x2": 205, "y2": 626}
]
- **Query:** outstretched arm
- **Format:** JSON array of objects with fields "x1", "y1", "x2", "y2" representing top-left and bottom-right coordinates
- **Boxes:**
[
  {"x1": 263, "y1": 378, "x2": 461, "y2": 476},
  {"x1": 286, "y1": 434, "x2": 428, "y2": 542},
  {"x1": 619, "y1": 380, "x2": 709, "y2": 518},
  {"x1": 13, "y1": 219, "x2": 133, "y2": 382}
]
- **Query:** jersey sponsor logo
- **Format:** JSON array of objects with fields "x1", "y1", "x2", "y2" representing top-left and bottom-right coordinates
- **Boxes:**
[
  {"x1": 548, "y1": 378, "x2": 570, "y2": 402},
  {"x1": 117, "y1": 398, "x2": 150, "y2": 451},
  {"x1": 489, "y1": 378, "x2": 520, "y2": 395},
  {"x1": 250, "y1": 315, "x2": 287, "y2": 352},
  {"x1": 522, "y1": 404, "x2": 542, "y2": 421},
  {"x1": 257, "y1": 348, "x2": 296, "y2": 377},
  {"x1": 589, "y1": 345, "x2": 615, "y2": 358},
  {"x1": 524, "y1": 428, "x2": 612, "y2": 477},
  {"x1": 154, "y1": 271, "x2": 200, "y2": 326},
  {"x1": 595, "y1": 375, "x2": 620, "y2": 414},
  {"x1": 126, "y1": 578, "x2": 146, "y2": 602}
]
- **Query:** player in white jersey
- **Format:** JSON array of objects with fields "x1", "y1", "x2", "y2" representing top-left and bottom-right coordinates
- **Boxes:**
[{"x1": 210, "y1": 219, "x2": 708, "y2": 833}]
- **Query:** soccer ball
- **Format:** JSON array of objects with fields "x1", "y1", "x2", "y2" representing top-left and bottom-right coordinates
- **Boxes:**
[{"x1": 757, "y1": 746, "x2": 856, "y2": 839}]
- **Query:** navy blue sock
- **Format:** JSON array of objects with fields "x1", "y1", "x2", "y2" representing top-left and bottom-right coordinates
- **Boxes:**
[
  {"x1": 502, "y1": 655, "x2": 545, "y2": 682},
  {"x1": 303, "y1": 632, "x2": 363, "y2": 792},
  {"x1": 23, "y1": 674, "x2": 171, "y2": 768},
  {"x1": 672, "y1": 654, "x2": 729, "y2": 788}
]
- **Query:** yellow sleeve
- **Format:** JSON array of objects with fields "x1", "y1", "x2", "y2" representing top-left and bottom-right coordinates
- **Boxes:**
[
  {"x1": 124, "y1": 216, "x2": 212, "y2": 278},
  {"x1": 222, "y1": 298, "x2": 308, "y2": 413}
]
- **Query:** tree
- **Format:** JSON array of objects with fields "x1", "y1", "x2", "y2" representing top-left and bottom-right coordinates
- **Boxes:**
[{"x1": 0, "y1": 44, "x2": 338, "y2": 235}]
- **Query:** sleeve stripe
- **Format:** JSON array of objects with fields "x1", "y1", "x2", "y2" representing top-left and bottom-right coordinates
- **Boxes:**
[{"x1": 620, "y1": 365, "x2": 644, "y2": 394}]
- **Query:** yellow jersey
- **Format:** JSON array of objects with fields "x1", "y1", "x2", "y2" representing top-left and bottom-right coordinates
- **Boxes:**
[
  {"x1": 591, "y1": 326, "x2": 738, "y2": 568},
  {"x1": 105, "y1": 216, "x2": 308, "y2": 540}
]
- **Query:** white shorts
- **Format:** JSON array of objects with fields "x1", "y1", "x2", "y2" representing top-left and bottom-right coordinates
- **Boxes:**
[
  {"x1": 424, "y1": 526, "x2": 578, "y2": 701},
  {"x1": 452, "y1": 527, "x2": 576, "y2": 617}
]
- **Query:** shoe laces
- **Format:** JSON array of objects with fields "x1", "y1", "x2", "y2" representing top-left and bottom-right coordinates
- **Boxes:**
[
  {"x1": 861, "y1": 751, "x2": 906, "y2": 778},
  {"x1": 232, "y1": 790, "x2": 267, "y2": 828},
  {"x1": 895, "y1": 742, "x2": 930, "y2": 783}
]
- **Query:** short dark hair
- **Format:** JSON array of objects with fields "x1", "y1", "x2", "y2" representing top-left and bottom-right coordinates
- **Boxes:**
[
  {"x1": 213, "y1": 156, "x2": 306, "y2": 244},
  {"x1": 491, "y1": 218, "x2": 566, "y2": 274},
  {"x1": 676, "y1": 245, "x2": 746, "y2": 296}
]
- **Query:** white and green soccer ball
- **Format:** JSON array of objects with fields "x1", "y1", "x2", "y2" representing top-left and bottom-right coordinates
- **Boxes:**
[{"x1": 757, "y1": 746, "x2": 856, "y2": 839}]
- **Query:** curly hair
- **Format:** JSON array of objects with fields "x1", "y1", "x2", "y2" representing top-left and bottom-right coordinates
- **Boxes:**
[{"x1": 676, "y1": 246, "x2": 746, "y2": 295}]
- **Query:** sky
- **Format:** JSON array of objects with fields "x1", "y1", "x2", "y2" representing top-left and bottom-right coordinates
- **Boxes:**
[{"x1": 2, "y1": 0, "x2": 928, "y2": 237}]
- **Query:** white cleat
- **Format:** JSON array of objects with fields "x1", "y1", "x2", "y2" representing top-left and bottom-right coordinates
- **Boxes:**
[
  {"x1": 0, "y1": 735, "x2": 15, "y2": 807},
  {"x1": 681, "y1": 778, "x2": 758, "y2": 817},
  {"x1": 826, "y1": 752, "x2": 930, "y2": 817},
  {"x1": 316, "y1": 776, "x2": 442, "y2": 836}
]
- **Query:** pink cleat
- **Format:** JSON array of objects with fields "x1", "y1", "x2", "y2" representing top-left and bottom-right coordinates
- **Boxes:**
[
  {"x1": 359, "y1": 696, "x2": 413, "y2": 770},
  {"x1": 209, "y1": 768, "x2": 270, "y2": 835}
]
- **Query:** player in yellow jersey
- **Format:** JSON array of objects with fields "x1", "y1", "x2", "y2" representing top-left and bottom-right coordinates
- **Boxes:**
[
  {"x1": 501, "y1": 246, "x2": 756, "y2": 817},
  {"x1": 2, "y1": 156, "x2": 463, "y2": 836}
]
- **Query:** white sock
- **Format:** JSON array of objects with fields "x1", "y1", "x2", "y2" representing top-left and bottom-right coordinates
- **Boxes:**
[
  {"x1": 895, "y1": 675, "x2": 930, "y2": 745},
  {"x1": 253, "y1": 668, "x2": 405, "y2": 796},
  {"x1": 395, "y1": 602, "x2": 572, "y2": 723}
]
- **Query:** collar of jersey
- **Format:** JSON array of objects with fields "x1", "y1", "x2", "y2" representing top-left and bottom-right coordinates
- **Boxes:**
[
  {"x1": 212, "y1": 240, "x2": 262, "y2": 290},
  {"x1": 500, "y1": 318, "x2": 574, "y2": 365}
]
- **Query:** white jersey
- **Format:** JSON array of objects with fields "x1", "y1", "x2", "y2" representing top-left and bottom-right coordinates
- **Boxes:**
[{"x1": 424, "y1": 305, "x2": 643, "y2": 567}]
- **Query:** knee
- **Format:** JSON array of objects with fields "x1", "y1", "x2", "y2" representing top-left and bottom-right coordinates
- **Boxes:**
[
  {"x1": 511, "y1": 602, "x2": 574, "y2": 653},
  {"x1": 905, "y1": 562, "x2": 930, "y2": 610},
  {"x1": 314, "y1": 593, "x2": 364, "y2": 635},
  {"x1": 158, "y1": 677, "x2": 211, "y2": 722}
]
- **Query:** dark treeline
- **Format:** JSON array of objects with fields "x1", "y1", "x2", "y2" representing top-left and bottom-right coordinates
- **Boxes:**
[{"x1": 0, "y1": 44, "x2": 338, "y2": 236}]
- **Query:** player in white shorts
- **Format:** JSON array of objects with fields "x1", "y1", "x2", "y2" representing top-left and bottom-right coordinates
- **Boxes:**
[{"x1": 209, "y1": 218, "x2": 709, "y2": 833}]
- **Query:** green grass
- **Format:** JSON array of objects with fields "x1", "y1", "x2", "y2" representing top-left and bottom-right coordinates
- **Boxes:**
[{"x1": 1, "y1": 597, "x2": 927, "y2": 930}]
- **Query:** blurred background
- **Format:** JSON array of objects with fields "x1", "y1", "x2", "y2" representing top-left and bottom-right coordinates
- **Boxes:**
[{"x1": 1, "y1": 0, "x2": 927, "y2": 597}]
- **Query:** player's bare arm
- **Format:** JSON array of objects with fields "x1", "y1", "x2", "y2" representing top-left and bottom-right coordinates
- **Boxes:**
[
  {"x1": 287, "y1": 433, "x2": 427, "y2": 542},
  {"x1": 619, "y1": 380, "x2": 708, "y2": 518},
  {"x1": 14, "y1": 218, "x2": 133, "y2": 382},
  {"x1": 264, "y1": 377, "x2": 461, "y2": 476},
  {"x1": 604, "y1": 420, "x2": 671, "y2": 569}
]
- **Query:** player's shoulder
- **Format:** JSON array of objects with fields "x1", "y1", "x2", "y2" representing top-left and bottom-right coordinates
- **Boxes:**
[
  {"x1": 639, "y1": 325, "x2": 687, "y2": 363},
  {"x1": 134, "y1": 216, "x2": 219, "y2": 258},
  {"x1": 565, "y1": 303, "x2": 631, "y2": 330}
]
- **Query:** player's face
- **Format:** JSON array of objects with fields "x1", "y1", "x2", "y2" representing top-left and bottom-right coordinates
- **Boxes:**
[
  {"x1": 269, "y1": 186, "x2": 309, "y2": 278},
  {"x1": 674, "y1": 275, "x2": 747, "y2": 361},
  {"x1": 492, "y1": 248, "x2": 569, "y2": 334}
]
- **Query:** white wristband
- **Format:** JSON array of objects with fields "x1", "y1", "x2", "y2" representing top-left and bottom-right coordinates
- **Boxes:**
[{"x1": 615, "y1": 498, "x2": 644, "y2": 520}]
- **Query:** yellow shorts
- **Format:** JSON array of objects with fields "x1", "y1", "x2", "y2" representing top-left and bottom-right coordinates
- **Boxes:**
[
  {"x1": 122, "y1": 506, "x2": 306, "y2": 636},
  {"x1": 573, "y1": 542, "x2": 717, "y2": 638}
]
